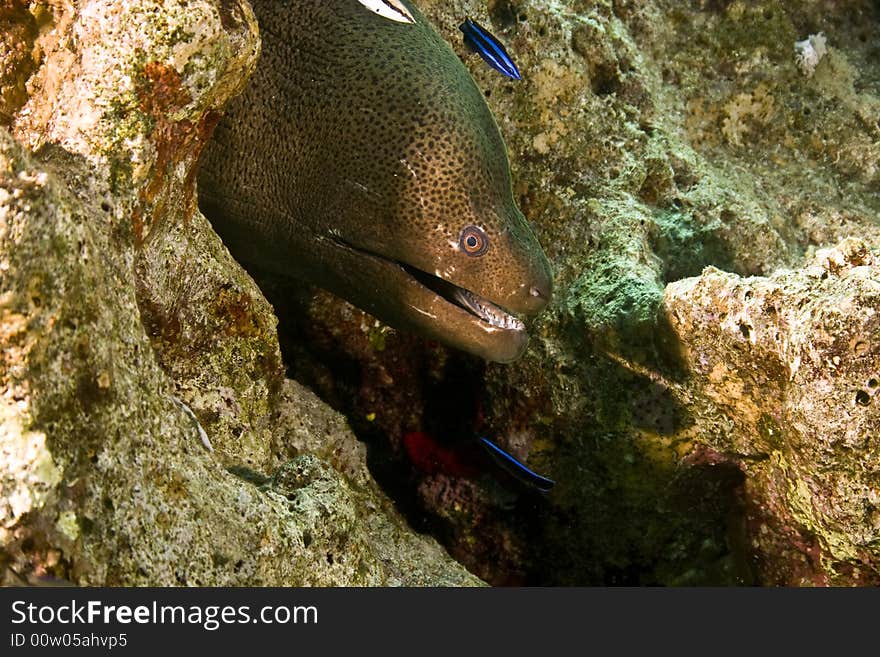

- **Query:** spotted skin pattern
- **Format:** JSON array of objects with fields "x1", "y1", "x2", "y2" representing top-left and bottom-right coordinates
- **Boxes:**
[{"x1": 198, "y1": 0, "x2": 552, "y2": 362}]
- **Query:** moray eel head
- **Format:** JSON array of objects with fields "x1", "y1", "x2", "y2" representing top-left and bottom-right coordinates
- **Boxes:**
[{"x1": 198, "y1": 0, "x2": 552, "y2": 363}]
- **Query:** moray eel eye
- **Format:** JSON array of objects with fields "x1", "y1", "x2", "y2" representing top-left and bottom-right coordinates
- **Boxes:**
[{"x1": 460, "y1": 226, "x2": 489, "y2": 257}]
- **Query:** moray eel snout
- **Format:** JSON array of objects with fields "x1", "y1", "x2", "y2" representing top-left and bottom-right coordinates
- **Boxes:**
[{"x1": 198, "y1": 0, "x2": 552, "y2": 362}]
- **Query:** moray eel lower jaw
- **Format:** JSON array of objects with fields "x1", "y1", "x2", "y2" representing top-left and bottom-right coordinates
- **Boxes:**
[
  {"x1": 389, "y1": 254, "x2": 529, "y2": 331},
  {"x1": 327, "y1": 236, "x2": 542, "y2": 363}
]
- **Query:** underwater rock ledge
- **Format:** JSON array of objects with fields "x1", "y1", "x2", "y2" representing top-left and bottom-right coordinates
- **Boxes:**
[
  {"x1": 663, "y1": 238, "x2": 880, "y2": 585},
  {"x1": 0, "y1": 0, "x2": 481, "y2": 586}
]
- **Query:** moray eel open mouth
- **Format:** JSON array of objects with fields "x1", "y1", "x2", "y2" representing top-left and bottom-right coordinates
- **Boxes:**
[
  {"x1": 334, "y1": 236, "x2": 526, "y2": 336},
  {"x1": 406, "y1": 265, "x2": 526, "y2": 332}
]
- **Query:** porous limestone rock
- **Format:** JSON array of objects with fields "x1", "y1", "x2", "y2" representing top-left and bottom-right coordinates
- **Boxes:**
[
  {"x1": 5, "y1": 0, "x2": 877, "y2": 587},
  {"x1": 663, "y1": 238, "x2": 880, "y2": 584},
  {"x1": 0, "y1": 0, "x2": 36, "y2": 124}
]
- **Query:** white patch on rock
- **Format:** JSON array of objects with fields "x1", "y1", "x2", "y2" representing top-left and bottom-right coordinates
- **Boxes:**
[
  {"x1": 795, "y1": 32, "x2": 827, "y2": 78},
  {"x1": 172, "y1": 396, "x2": 214, "y2": 453},
  {"x1": 0, "y1": 399, "x2": 63, "y2": 540},
  {"x1": 55, "y1": 510, "x2": 80, "y2": 542}
]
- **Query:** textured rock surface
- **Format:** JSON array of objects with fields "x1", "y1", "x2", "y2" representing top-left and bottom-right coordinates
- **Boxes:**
[
  {"x1": 664, "y1": 239, "x2": 880, "y2": 585},
  {"x1": 0, "y1": 0, "x2": 480, "y2": 586},
  {"x1": 274, "y1": 0, "x2": 880, "y2": 585},
  {"x1": 0, "y1": 0, "x2": 36, "y2": 124}
]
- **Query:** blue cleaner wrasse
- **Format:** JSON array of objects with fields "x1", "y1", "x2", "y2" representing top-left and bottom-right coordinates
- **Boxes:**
[
  {"x1": 478, "y1": 437, "x2": 555, "y2": 493},
  {"x1": 403, "y1": 431, "x2": 555, "y2": 493},
  {"x1": 459, "y1": 17, "x2": 522, "y2": 80}
]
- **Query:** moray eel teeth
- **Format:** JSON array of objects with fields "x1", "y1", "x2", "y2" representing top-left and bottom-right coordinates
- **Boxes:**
[{"x1": 453, "y1": 289, "x2": 525, "y2": 332}]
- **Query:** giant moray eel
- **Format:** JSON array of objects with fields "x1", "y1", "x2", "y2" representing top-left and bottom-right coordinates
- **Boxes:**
[{"x1": 198, "y1": 0, "x2": 552, "y2": 362}]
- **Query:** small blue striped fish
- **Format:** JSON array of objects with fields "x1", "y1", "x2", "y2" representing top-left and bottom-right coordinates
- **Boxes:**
[
  {"x1": 479, "y1": 437, "x2": 555, "y2": 492},
  {"x1": 459, "y1": 17, "x2": 522, "y2": 80}
]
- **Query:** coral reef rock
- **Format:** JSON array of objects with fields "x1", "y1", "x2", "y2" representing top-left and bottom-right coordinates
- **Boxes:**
[
  {"x1": 0, "y1": 0, "x2": 480, "y2": 586},
  {"x1": 664, "y1": 238, "x2": 880, "y2": 585}
]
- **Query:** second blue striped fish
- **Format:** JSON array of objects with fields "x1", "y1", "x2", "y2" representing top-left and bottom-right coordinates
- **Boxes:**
[{"x1": 479, "y1": 437, "x2": 555, "y2": 492}]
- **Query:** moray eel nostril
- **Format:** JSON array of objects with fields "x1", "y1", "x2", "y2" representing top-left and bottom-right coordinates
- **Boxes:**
[{"x1": 197, "y1": 0, "x2": 552, "y2": 363}]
